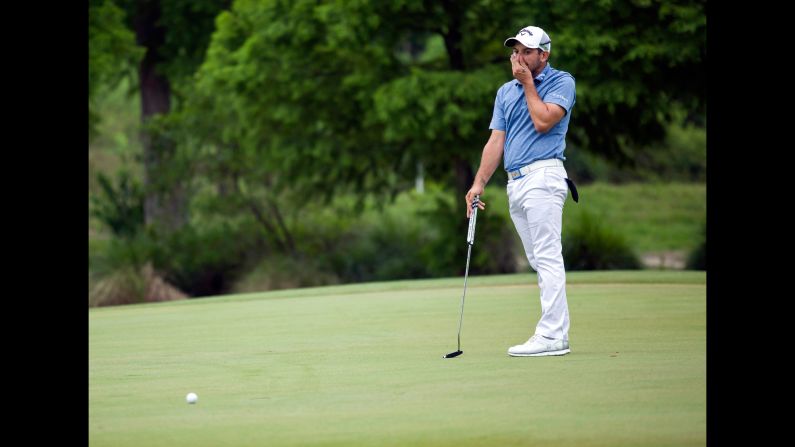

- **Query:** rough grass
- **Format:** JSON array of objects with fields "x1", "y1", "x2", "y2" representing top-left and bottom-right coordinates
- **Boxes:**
[
  {"x1": 478, "y1": 181, "x2": 705, "y2": 269},
  {"x1": 89, "y1": 271, "x2": 705, "y2": 446},
  {"x1": 561, "y1": 182, "x2": 706, "y2": 253}
]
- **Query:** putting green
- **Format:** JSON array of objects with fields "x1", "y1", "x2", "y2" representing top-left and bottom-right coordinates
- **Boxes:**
[{"x1": 89, "y1": 271, "x2": 705, "y2": 446}]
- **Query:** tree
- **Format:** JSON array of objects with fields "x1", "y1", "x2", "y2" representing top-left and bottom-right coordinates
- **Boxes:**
[
  {"x1": 194, "y1": 0, "x2": 704, "y2": 199},
  {"x1": 90, "y1": 0, "x2": 706, "y2": 290},
  {"x1": 109, "y1": 0, "x2": 231, "y2": 230},
  {"x1": 88, "y1": 0, "x2": 144, "y2": 142},
  {"x1": 535, "y1": 0, "x2": 706, "y2": 164},
  {"x1": 187, "y1": 0, "x2": 704, "y2": 272}
]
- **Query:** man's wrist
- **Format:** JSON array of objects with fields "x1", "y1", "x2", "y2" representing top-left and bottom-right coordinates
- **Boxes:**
[{"x1": 522, "y1": 79, "x2": 537, "y2": 93}]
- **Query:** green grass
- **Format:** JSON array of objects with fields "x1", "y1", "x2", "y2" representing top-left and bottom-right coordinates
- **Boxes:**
[
  {"x1": 562, "y1": 182, "x2": 706, "y2": 253},
  {"x1": 89, "y1": 271, "x2": 705, "y2": 446},
  {"x1": 480, "y1": 181, "x2": 705, "y2": 255}
]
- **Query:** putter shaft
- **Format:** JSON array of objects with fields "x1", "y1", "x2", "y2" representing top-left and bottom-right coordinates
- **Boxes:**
[
  {"x1": 444, "y1": 195, "x2": 479, "y2": 358},
  {"x1": 455, "y1": 243, "x2": 473, "y2": 352}
]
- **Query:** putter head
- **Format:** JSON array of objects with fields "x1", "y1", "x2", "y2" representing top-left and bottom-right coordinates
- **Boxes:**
[{"x1": 443, "y1": 350, "x2": 463, "y2": 359}]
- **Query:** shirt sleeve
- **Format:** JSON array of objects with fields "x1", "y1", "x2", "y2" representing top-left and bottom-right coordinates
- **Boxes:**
[
  {"x1": 543, "y1": 75, "x2": 576, "y2": 114},
  {"x1": 488, "y1": 88, "x2": 506, "y2": 131}
]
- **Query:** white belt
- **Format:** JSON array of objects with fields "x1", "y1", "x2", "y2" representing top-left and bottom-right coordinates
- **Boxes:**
[{"x1": 507, "y1": 158, "x2": 563, "y2": 180}]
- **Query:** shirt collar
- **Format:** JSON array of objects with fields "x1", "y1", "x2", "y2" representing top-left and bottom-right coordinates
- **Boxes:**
[{"x1": 514, "y1": 63, "x2": 552, "y2": 87}]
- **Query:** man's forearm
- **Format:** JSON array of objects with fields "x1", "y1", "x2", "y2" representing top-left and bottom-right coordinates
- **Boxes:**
[
  {"x1": 474, "y1": 140, "x2": 503, "y2": 188},
  {"x1": 522, "y1": 82, "x2": 556, "y2": 132}
]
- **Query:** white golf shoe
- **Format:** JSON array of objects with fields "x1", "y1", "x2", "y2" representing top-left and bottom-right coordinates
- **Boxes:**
[{"x1": 508, "y1": 334, "x2": 570, "y2": 357}]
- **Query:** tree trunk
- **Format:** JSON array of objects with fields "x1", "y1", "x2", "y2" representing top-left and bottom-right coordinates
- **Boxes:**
[
  {"x1": 439, "y1": 0, "x2": 474, "y2": 209},
  {"x1": 134, "y1": 0, "x2": 187, "y2": 230},
  {"x1": 440, "y1": 0, "x2": 465, "y2": 71}
]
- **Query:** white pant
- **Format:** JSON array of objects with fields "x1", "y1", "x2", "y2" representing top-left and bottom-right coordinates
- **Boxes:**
[{"x1": 507, "y1": 165, "x2": 570, "y2": 341}]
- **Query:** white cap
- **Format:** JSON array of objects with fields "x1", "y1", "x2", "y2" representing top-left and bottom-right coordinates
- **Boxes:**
[{"x1": 504, "y1": 26, "x2": 551, "y2": 52}]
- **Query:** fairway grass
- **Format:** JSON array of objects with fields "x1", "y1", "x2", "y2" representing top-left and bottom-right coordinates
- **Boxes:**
[{"x1": 89, "y1": 271, "x2": 706, "y2": 446}]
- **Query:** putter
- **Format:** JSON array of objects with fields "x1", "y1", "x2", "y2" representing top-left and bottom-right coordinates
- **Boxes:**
[{"x1": 443, "y1": 194, "x2": 480, "y2": 359}]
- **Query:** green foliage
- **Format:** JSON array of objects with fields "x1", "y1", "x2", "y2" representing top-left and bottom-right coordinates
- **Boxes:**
[
  {"x1": 415, "y1": 190, "x2": 518, "y2": 277},
  {"x1": 192, "y1": 0, "x2": 406, "y2": 203},
  {"x1": 565, "y1": 117, "x2": 706, "y2": 184},
  {"x1": 686, "y1": 222, "x2": 706, "y2": 270},
  {"x1": 228, "y1": 187, "x2": 518, "y2": 289},
  {"x1": 88, "y1": 0, "x2": 707, "y2": 295},
  {"x1": 87, "y1": 78, "x2": 143, "y2": 158},
  {"x1": 88, "y1": 0, "x2": 144, "y2": 140},
  {"x1": 90, "y1": 0, "x2": 232, "y2": 233},
  {"x1": 635, "y1": 118, "x2": 706, "y2": 182},
  {"x1": 317, "y1": 213, "x2": 434, "y2": 282},
  {"x1": 138, "y1": 113, "x2": 195, "y2": 194},
  {"x1": 538, "y1": 0, "x2": 707, "y2": 163},
  {"x1": 562, "y1": 182, "x2": 705, "y2": 253},
  {"x1": 285, "y1": 190, "x2": 440, "y2": 283},
  {"x1": 157, "y1": 0, "x2": 234, "y2": 87},
  {"x1": 563, "y1": 146, "x2": 614, "y2": 184},
  {"x1": 91, "y1": 230, "x2": 156, "y2": 280},
  {"x1": 232, "y1": 256, "x2": 339, "y2": 293},
  {"x1": 88, "y1": 77, "x2": 144, "y2": 239},
  {"x1": 183, "y1": 0, "x2": 705, "y2": 252},
  {"x1": 89, "y1": 181, "x2": 705, "y2": 302},
  {"x1": 111, "y1": 0, "x2": 230, "y2": 92},
  {"x1": 145, "y1": 223, "x2": 260, "y2": 296},
  {"x1": 372, "y1": 65, "x2": 506, "y2": 184},
  {"x1": 563, "y1": 209, "x2": 642, "y2": 270},
  {"x1": 89, "y1": 0, "x2": 707, "y2": 200},
  {"x1": 92, "y1": 221, "x2": 261, "y2": 298},
  {"x1": 89, "y1": 169, "x2": 145, "y2": 239}
]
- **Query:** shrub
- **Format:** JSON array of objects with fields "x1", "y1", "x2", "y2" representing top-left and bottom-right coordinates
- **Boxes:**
[
  {"x1": 145, "y1": 223, "x2": 260, "y2": 297},
  {"x1": 268, "y1": 187, "x2": 518, "y2": 286},
  {"x1": 232, "y1": 256, "x2": 339, "y2": 293},
  {"x1": 89, "y1": 169, "x2": 144, "y2": 239},
  {"x1": 91, "y1": 221, "x2": 261, "y2": 301},
  {"x1": 686, "y1": 222, "x2": 706, "y2": 270},
  {"x1": 301, "y1": 194, "x2": 438, "y2": 283},
  {"x1": 562, "y1": 209, "x2": 642, "y2": 270},
  {"x1": 89, "y1": 263, "x2": 187, "y2": 307},
  {"x1": 417, "y1": 193, "x2": 517, "y2": 277}
]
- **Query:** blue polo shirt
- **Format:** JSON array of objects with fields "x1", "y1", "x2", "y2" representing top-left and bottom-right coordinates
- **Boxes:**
[{"x1": 489, "y1": 64, "x2": 576, "y2": 171}]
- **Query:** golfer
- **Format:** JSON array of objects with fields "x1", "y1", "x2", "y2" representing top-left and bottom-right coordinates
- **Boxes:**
[{"x1": 466, "y1": 25, "x2": 576, "y2": 357}]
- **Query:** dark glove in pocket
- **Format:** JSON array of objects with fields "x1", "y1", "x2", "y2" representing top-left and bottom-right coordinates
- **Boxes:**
[{"x1": 564, "y1": 178, "x2": 579, "y2": 203}]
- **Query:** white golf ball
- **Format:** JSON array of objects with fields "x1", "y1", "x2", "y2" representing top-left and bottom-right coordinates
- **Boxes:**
[{"x1": 186, "y1": 392, "x2": 198, "y2": 404}]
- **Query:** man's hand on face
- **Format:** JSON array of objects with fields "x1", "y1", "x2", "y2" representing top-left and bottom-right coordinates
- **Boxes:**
[{"x1": 510, "y1": 52, "x2": 533, "y2": 85}]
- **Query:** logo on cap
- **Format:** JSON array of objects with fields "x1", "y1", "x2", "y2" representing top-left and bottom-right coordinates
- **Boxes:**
[{"x1": 519, "y1": 28, "x2": 534, "y2": 37}]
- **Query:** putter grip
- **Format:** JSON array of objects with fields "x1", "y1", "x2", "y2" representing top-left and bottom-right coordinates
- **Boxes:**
[{"x1": 467, "y1": 195, "x2": 479, "y2": 245}]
